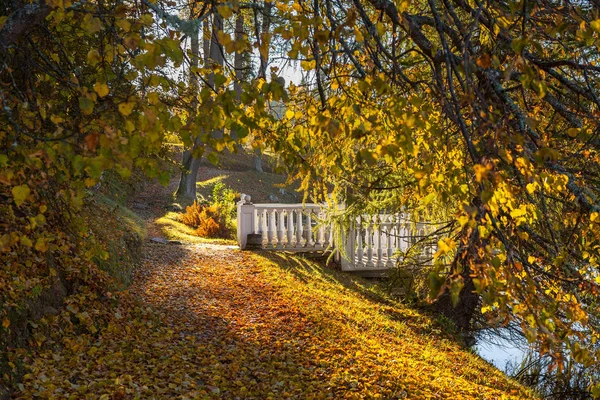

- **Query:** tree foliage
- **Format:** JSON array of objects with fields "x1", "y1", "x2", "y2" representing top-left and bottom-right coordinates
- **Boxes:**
[{"x1": 264, "y1": 0, "x2": 600, "y2": 392}]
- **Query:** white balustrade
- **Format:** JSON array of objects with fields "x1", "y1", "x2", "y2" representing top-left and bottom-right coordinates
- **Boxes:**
[{"x1": 237, "y1": 194, "x2": 440, "y2": 271}]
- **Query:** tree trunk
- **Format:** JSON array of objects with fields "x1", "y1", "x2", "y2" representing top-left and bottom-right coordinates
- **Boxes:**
[
  {"x1": 203, "y1": 18, "x2": 210, "y2": 65},
  {"x1": 234, "y1": 14, "x2": 243, "y2": 100},
  {"x1": 253, "y1": 149, "x2": 263, "y2": 173},
  {"x1": 252, "y1": 1, "x2": 273, "y2": 172},
  {"x1": 176, "y1": 18, "x2": 201, "y2": 200},
  {"x1": 432, "y1": 273, "x2": 479, "y2": 346},
  {"x1": 432, "y1": 202, "x2": 485, "y2": 346},
  {"x1": 230, "y1": 13, "x2": 244, "y2": 147},
  {"x1": 209, "y1": 12, "x2": 224, "y2": 140},
  {"x1": 176, "y1": 148, "x2": 203, "y2": 200}
]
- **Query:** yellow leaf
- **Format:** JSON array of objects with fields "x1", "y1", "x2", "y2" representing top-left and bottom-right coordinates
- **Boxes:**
[
  {"x1": 216, "y1": 5, "x2": 233, "y2": 18},
  {"x1": 118, "y1": 102, "x2": 135, "y2": 116},
  {"x1": 85, "y1": 178, "x2": 98, "y2": 187},
  {"x1": 20, "y1": 236, "x2": 32, "y2": 247},
  {"x1": 35, "y1": 238, "x2": 49, "y2": 253},
  {"x1": 94, "y1": 82, "x2": 109, "y2": 98},
  {"x1": 87, "y1": 49, "x2": 101, "y2": 65},
  {"x1": 12, "y1": 184, "x2": 30, "y2": 206},
  {"x1": 2, "y1": 319, "x2": 9, "y2": 329},
  {"x1": 148, "y1": 92, "x2": 159, "y2": 105},
  {"x1": 115, "y1": 18, "x2": 131, "y2": 32}
]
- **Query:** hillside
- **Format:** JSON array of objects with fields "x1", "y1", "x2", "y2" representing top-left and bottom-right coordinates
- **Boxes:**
[{"x1": 9, "y1": 153, "x2": 535, "y2": 399}]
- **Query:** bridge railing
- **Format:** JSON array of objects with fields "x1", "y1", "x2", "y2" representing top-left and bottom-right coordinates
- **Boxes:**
[
  {"x1": 237, "y1": 194, "x2": 437, "y2": 271},
  {"x1": 237, "y1": 194, "x2": 332, "y2": 252}
]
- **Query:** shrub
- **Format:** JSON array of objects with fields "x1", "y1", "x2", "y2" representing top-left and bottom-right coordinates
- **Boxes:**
[
  {"x1": 210, "y1": 182, "x2": 237, "y2": 219},
  {"x1": 181, "y1": 201, "x2": 232, "y2": 239}
]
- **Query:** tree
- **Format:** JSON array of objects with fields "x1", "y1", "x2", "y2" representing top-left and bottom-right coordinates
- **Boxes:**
[
  {"x1": 251, "y1": 0, "x2": 274, "y2": 173},
  {"x1": 267, "y1": 0, "x2": 600, "y2": 392},
  {"x1": 4, "y1": 0, "x2": 600, "y2": 394},
  {"x1": 174, "y1": 2, "x2": 255, "y2": 199},
  {"x1": 175, "y1": 3, "x2": 203, "y2": 199}
]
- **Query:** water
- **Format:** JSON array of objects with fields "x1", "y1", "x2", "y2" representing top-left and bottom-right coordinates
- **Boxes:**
[{"x1": 474, "y1": 328, "x2": 529, "y2": 372}]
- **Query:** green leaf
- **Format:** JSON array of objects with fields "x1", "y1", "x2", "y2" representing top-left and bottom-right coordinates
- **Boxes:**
[
  {"x1": 207, "y1": 152, "x2": 219, "y2": 166},
  {"x1": 213, "y1": 73, "x2": 227, "y2": 87},
  {"x1": 428, "y1": 271, "x2": 445, "y2": 299},
  {"x1": 357, "y1": 149, "x2": 376, "y2": 165},
  {"x1": 79, "y1": 97, "x2": 95, "y2": 115}
]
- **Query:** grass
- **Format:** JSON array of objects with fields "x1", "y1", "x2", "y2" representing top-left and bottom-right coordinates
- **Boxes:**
[
  {"x1": 195, "y1": 152, "x2": 301, "y2": 204},
  {"x1": 85, "y1": 192, "x2": 147, "y2": 288},
  {"x1": 251, "y1": 252, "x2": 536, "y2": 399},
  {"x1": 90, "y1": 194, "x2": 147, "y2": 239}
]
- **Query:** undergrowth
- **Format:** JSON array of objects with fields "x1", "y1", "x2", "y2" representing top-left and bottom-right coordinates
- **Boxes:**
[{"x1": 180, "y1": 182, "x2": 237, "y2": 239}]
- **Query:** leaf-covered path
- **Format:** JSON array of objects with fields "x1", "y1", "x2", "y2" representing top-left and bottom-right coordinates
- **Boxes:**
[
  {"x1": 126, "y1": 240, "x2": 530, "y2": 399},
  {"x1": 15, "y1": 236, "x2": 533, "y2": 399}
]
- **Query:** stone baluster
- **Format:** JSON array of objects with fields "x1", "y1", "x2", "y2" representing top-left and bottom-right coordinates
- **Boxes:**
[
  {"x1": 268, "y1": 209, "x2": 277, "y2": 248},
  {"x1": 366, "y1": 215, "x2": 374, "y2": 268},
  {"x1": 356, "y1": 216, "x2": 364, "y2": 268},
  {"x1": 277, "y1": 210, "x2": 285, "y2": 248},
  {"x1": 376, "y1": 215, "x2": 384, "y2": 268},
  {"x1": 386, "y1": 215, "x2": 396, "y2": 268},
  {"x1": 261, "y1": 209, "x2": 268, "y2": 246},
  {"x1": 304, "y1": 210, "x2": 313, "y2": 246},
  {"x1": 296, "y1": 209, "x2": 303, "y2": 247},
  {"x1": 287, "y1": 210, "x2": 294, "y2": 248},
  {"x1": 418, "y1": 224, "x2": 425, "y2": 260},
  {"x1": 316, "y1": 210, "x2": 324, "y2": 248},
  {"x1": 404, "y1": 216, "x2": 413, "y2": 249},
  {"x1": 345, "y1": 218, "x2": 355, "y2": 265}
]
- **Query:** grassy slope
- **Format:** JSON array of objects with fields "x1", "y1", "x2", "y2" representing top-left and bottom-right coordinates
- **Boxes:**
[
  {"x1": 253, "y1": 252, "x2": 534, "y2": 399},
  {"x1": 195, "y1": 151, "x2": 301, "y2": 204}
]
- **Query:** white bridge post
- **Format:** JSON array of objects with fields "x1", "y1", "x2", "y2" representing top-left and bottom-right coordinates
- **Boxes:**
[{"x1": 237, "y1": 194, "x2": 255, "y2": 249}]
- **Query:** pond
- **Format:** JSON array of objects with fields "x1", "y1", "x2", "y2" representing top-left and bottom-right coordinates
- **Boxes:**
[{"x1": 474, "y1": 328, "x2": 530, "y2": 372}]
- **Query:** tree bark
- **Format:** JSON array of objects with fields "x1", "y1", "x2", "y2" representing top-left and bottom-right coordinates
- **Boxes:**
[
  {"x1": 253, "y1": 0, "x2": 273, "y2": 172},
  {"x1": 176, "y1": 11, "x2": 226, "y2": 200},
  {"x1": 209, "y1": 12, "x2": 224, "y2": 140},
  {"x1": 176, "y1": 18, "x2": 201, "y2": 200},
  {"x1": 433, "y1": 202, "x2": 485, "y2": 346},
  {"x1": 176, "y1": 148, "x2": 203, "y2": 199},
  {"x1": 231, "y1": 13, "x2": 244, "y2": 145},
  {"x1": 234, "y1": 14, "x2": 244, "y2": 101}
]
